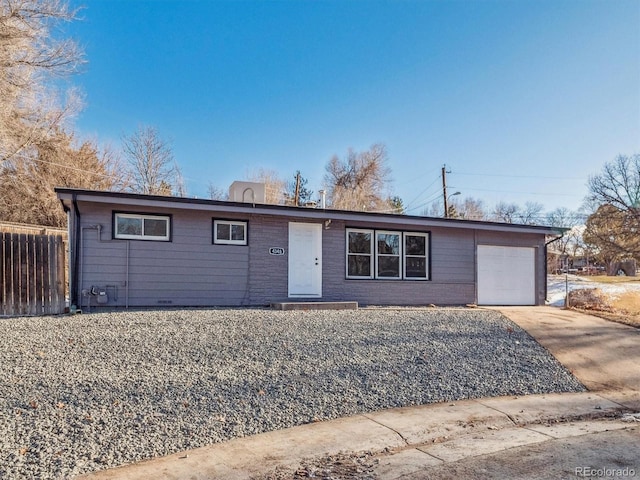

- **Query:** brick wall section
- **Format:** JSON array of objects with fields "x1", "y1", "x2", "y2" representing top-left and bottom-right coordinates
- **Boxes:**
[{"x1": 247, "y1": 214, "x2": 289, "y2": 305}]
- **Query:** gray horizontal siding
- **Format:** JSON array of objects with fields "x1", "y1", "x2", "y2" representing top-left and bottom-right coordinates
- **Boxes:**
[
  {"x1": 126, "y1": 260, "x2": 247, "y2": 271},
  {"x1": 322, "y1": 281, "x2": 476, "y2": 306},
  {"x1": 74, "y1": 201, "x2": 548, "y2": 308},
  {"x1": 124, "y1": 296, "x2": 247, "y2": 307},
  {"x1": 77, "y1": 203, "x2": 250, "y2": 307},
  {"x1": 431, "y1": 242, "x2": 475, "y2": 282},
  {"x1": 126, "y1": 274, "x2": 248, "y2": 285},
  {"x1": 310, "y1": 221, "x2": 477, "y2": 306},
  {"x1": 476, "y1": 231, "x2": 540, "y2": 247}
]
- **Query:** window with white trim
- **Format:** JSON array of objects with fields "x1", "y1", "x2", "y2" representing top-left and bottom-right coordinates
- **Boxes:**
[
  {"x1": 213, "y1": 220, "x2": 247, "y2": 245},
  {"x1": 346, "y1": 229, "x2": 373, "y2": 278},
  {"x1": 346, "y1": 228, "x2": 430, "y2": 280},
  {"x1": 114, "y1": 213, "x2": 170, "y2": 241},
  {"x1": 376, "y1": 231, "x2": 401, "y2": 279},
  {"x1": 404, "y1": 232, "x2": 429, "y2": 279}
]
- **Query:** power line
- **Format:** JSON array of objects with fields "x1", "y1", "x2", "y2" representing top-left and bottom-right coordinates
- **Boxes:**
[
  {"x1": 404, "y1": 174, "x2": 442, "y2": 210},
  {"x1": 3, "y1": 156, "x2": 215, "y2": 191},
  {"x1": 461, "y1": 187, "x2": 584, "y2": 198},
  {"x1": 395, "y1": 167, "x2": 441, "y2": 186},
  {"x1": 454, "y1": 172, "x2": 586, "y2": 181},
  {"x1": 406, "y1": 191, "x2": 445, "y2": 213},
  {"x1": 2, "y1": 157, "x2": 118, "y2": 179}
]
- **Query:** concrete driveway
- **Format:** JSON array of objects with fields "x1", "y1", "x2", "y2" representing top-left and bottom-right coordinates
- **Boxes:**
[{"x1": 495, "y1": 306, "x2": 640, "y2": 410}]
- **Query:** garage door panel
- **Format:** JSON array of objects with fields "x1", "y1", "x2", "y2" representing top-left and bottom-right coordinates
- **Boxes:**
[{"x1": 478, "y1": 245, "x2": 535, "y2": 305}]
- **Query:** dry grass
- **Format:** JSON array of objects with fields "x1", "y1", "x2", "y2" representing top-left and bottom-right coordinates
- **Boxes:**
[
  {"x1": 608, "y1": 291, "x2": 640, "y2": 327},
  {"x1": 583, "y1": 275, "x2": 640, "y2": 284},
  {"x1": 615, "y1": 291, "x2": 640, "y2": 312},
  {"x1": 570, "y1": 288, "x2": 640, "y2": 328}
]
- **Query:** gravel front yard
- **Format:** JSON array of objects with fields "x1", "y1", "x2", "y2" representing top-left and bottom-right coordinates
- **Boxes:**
[{"x1": 0, "y1": 308, "x2": 585, "y2": 479}]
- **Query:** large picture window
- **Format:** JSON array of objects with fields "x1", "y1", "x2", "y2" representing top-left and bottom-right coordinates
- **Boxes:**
[
  {"x1": 213, "y1": 220, "x2": 247, "y2": 245},
  {"x1": 114, "y1": 213, "x2": 170, "y2": 241},
  {"x1": 346, "y1": 228, "x2": 429, "y2": 280}
]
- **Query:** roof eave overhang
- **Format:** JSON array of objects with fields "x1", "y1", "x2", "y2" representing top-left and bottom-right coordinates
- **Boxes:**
[{"x1": 55, "y1": 188, "x2": 561, "y2": 236}]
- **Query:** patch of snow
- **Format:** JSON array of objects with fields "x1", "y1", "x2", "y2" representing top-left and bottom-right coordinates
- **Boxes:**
[
  {"x1": 547, "y1": 275, "x2": 640, "y2": 307},
  {"x1": 621, "y1": 412, "x2": 640, "y2": 422}
]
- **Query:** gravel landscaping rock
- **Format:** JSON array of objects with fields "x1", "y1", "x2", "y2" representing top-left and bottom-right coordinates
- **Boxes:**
[{"x1": 0, "y1": 308, "x2": 585, "y2": 479}]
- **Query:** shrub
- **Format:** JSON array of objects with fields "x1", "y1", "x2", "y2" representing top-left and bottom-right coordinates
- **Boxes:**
[{"x1": 568, "y1": 288, "x2": 615, "y2": 312}]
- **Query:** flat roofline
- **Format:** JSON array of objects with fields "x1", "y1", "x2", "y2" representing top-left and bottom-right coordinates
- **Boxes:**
[{"x1": 55, "y1": 187, "x2": 562, "y2": 235}]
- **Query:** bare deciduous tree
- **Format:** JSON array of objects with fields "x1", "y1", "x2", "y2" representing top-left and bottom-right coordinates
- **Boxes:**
[
  {"x1": 545, "y1": 208, "x2": 586, "y2": 273},
  {"x1": 448, "y1": 197, "x2": 487, "y2": 220},
  {"x1": 324, "y1": 144, "x2": 392, "y2": 211},
  {"x1": 122, "y1": 126, "x2": 182, "y2": 196},
  {"x1": 583, "y1": 154, "x2": 640, "y2": 264},
  {"x1": 545, "y1": 207, "x2": 578, "y2": 229},
  {"x1": 587, "y1": 154, "x2": 640, "y2": 217},
  {"x1": 517, "y1": 201, "x2": 544, "y2": 224},
  {"x1": 208, "y1": 183, "x2": 228, "y2": 201},
  {"x1": 491, "y1": 201, "x2": 544, "y2": 224},
  {"x1": 491, "y1": 201, "x2": 519, "y2": 223},
  {"x1": 0, "y1": 129, "x2": 126, "y2": 226},
  {"x1": 246, "y1": 168, "x2": 286, "y2": 204},
  {"x1": 584, "y1": 204, "x2": 640, "y2": 266},
  {"x1": 0, "y1": 0, "x2": 85, "y2": 165}
]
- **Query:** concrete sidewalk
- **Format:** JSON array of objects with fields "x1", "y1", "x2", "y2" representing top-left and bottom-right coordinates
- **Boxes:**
[{"x1": 78, "y1": 307, "x2": 640, "y2": 480}]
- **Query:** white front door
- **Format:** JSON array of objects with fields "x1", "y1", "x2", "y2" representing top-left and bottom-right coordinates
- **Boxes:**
[{"x1": 288, "y1": 222, "x2": 322, "y2": 297}]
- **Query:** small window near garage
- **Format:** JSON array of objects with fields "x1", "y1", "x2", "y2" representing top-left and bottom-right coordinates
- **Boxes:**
[
  {"x1": 114, "y1": 213, "x2": 170, "y2": 241},
  {"x1": 404, "y1": 232, "x2": 429, "y2": 279},
  {"x1": 346, "y1": 229, "x2": 373, "y2": 278},
  {"x1": 376, "y1": 231, "x2": 401, "y2": 279},
  {"x1": 213, "y1": 220, "x2": 247, "y2": 245}
]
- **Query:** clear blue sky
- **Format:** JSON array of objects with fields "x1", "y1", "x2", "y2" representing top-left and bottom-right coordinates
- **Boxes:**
[{"x1": 68, "y1": 0, "x2": 640, "y2": 215}]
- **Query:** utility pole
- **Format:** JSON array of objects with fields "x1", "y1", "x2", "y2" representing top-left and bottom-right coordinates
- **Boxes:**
[
  {"x1": 442, "y1": 165, "x2": 449, "y2": 218},
  {"x1": 294, "y1": 171, "x2": 301, "y2": 206}
]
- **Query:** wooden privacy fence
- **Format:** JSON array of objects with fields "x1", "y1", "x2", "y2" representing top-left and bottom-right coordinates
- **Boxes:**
[{"x1": 1, "y1": 233, "x2": 66, "y2": 316}]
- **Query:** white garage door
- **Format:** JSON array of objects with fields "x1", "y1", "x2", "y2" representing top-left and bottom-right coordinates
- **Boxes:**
[{"x1": 477, "y1": 245, "x2": 536, "y2": 305}]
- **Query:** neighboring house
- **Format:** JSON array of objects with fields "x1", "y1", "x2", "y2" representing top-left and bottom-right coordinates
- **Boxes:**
[{"x1": 55, "y1": 187, "x2": 562, "y2": 309}]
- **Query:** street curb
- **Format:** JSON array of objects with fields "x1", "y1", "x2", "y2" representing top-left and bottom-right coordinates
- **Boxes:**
[{"x1": 77, "y1": 391, "x2": 634, "y2": 480}]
